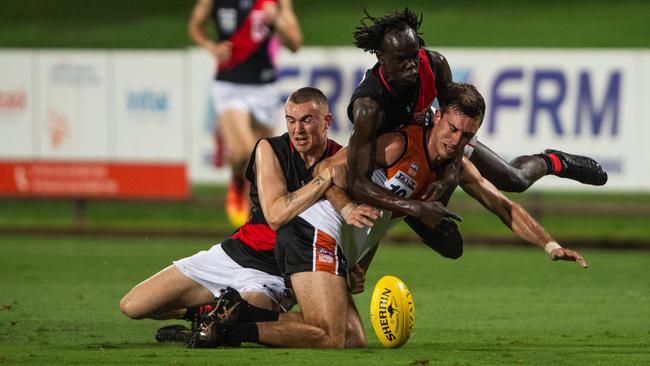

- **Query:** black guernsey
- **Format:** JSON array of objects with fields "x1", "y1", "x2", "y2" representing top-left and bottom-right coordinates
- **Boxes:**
[
  {"x1": 211, "y1": 0, "x2": 278, "y2": 84},
  {"x1": 221, "y1": 133, "x2": 342, "y2": 275},
  {"x1": 347, "y1": 48, "x2": 440, "y2": 134}
]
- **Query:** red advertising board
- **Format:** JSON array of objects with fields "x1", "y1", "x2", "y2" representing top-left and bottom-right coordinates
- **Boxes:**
[{"x1": 0, "y1": 160, "x2": 188, "y2": 199}]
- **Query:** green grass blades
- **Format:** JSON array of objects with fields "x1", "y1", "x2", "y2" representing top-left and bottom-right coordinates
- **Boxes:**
[
  {"x1": 2, "y1": 189, "x2": 650, "y2": 243},
  {"x1": 0, "y1": 235, "x2": 648, "y2": 365}
]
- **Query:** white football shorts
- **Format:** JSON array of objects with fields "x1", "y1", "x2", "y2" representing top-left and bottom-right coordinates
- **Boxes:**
[
  {"x1": 211, "y1": 80, "x2": 280, "y2": 128},
  {"x1": 173, "y1": 244, "x2": 294, "y2": 311}
]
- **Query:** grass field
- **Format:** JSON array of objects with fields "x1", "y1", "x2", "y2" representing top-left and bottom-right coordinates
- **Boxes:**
[
  {"x1": 1, "y1": 1, "x2": 648, "y2": 363},
  {"x1": 2, "y1": 187, "x2": 649, "y2": 245},
  {"x1": 1, "y1": 234, "x2": 648, "y2": 365},
  {"x1": 0, "y1": 0, "x2": 648, "y2": 48}
]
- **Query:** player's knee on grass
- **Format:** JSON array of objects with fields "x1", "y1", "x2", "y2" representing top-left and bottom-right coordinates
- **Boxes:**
[
  {"x1": 119, "y1": 296, "x2": 146, "y2": 320},
  {"x1": 345, "y1": 325, "x2": 366, "y2": 348},
  {"x1": 290, "y1": 272, "x2": 349, "y2": 348}
]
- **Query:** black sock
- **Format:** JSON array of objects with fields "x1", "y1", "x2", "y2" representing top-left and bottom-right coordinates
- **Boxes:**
[
  {"x1": 226, "y1": 323, "x2": 259, "y2": 343},
  {"x1": 182, "y1": 306, "x2": 200, "y2": 321},
  {"x1": 182, "y1": 304, "x2": 213, "y2": 321},
  {"x1": 239, "y1": 302, "x2": 280, "y2": 323},
  {"x1": 534, "y1": 153, "x2": 555, "y2": 175}
]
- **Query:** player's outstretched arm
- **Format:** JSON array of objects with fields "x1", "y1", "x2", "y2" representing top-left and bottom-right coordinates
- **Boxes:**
[
  {"x1": 459, "y1": 157, "x2": 588, "y2": 269},
  {"x1": 255, "y1": 140, "x2": 336, "y2": 231}
]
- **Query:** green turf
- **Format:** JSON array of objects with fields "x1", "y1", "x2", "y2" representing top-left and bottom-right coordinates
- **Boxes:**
[
  {"x1": 0, "y1": 0, "x2": 648, "y2": 48},
  {"x1": 0, "y1": 234, "x2": 648, "y2": 365},
  {"x1": 2, "y1": 187, "x2": 649, "y2": 244}
]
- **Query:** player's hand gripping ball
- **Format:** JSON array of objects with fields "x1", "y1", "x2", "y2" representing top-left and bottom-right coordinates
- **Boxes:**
[{"x1": 369, "y1": 275, "x2": 415, "y2": 348}]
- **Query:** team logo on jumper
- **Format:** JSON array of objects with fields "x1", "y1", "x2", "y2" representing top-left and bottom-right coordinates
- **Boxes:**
[{"x1": 385, "y1": 170, "x2": 416, "y2": 198}]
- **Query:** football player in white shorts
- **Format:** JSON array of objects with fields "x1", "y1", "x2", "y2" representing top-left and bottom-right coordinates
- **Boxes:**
[
  {"x1": 119, "y1": 87, "x2": 352, "y2": 342},
  {"x1": 188, "y1": 83, "x2": 587, "y2": 349}
]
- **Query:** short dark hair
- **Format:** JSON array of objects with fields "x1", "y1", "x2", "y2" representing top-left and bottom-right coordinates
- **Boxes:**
[
  {"x1": 439, "y1": 83, "x2": 486, "y2": 122},
  {"x1": 287, "y1": 87, "x2": 329, "y2": 106},
  {"x1": 353, "y1": 6, "x2": 425, "y2": 54}
]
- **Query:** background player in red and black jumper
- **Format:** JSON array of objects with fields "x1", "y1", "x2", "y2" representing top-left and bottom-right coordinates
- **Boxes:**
[
  {"x1": 189, "y1": 0, "x2": 302, "y2": 227},
  {"x1": 120, "y1": 88, "x2": 352, "y2": 342},
  {"x1": 346, "y1": 7, "x2": 608, "y2": 258}
]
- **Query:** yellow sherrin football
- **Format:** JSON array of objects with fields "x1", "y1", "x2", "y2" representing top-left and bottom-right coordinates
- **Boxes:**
[{"x1": 369, "y1": 275, "x2": 415, "y2": 348}]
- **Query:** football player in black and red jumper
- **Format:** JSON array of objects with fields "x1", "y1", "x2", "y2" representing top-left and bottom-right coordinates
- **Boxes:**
[{"x1": 346, "y1": 7, "x2": 608, "y2": 259}]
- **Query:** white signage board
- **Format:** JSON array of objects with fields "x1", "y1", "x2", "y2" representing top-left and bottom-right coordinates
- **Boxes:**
[
  {"x1": 1, "y1": 47, "x2": 648, "y2": 190},
  {"x1": 113, "y1": 51, "x2": 186, "y2": 161},
  {"x1": 0, "y1": 51, "x2": 35, "y2": 158},
  {"x1": 36, "y1": 51, "x2": 110, "y2": 160}
]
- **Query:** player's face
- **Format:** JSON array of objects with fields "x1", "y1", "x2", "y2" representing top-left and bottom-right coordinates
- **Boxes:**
[
  {"x1": 285, "y1": 100, "x2": 332, "y2": 155},
  {"x1": 431, "y1": 108, "x2": 481, "y2": 160},
  {"x1": 378, "y1": 28, "x2": 420, "y2": 91}
]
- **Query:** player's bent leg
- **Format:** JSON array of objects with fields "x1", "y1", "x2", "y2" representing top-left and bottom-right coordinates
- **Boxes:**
[
  {"x1": 155, "y1": 287, "x2": 284, "y2": 343},
  {"x1": 469, "y1": 141, "x2": 546, "y2": 192},
  {"x1": 344, "y1": 293, "x2": 366, "y2": 348},
  {"x1": 240, "y1": 291, "x2": 284, "y2": 312},
  {"x1": 470, "y1": 141, "x2": 608, "y2": 191},
  {"x1": 257, "y1": 271, "x2": 350, "y2": 348},
  {"x1": 219, "y1": 109, "x2": 256, "y2": 226},
  {"x1": 218, "y1": 109, "x2": 257, "y2": 175},
  {"x1": 120, "y1": 265, "x2": 215, "y2": 320}
]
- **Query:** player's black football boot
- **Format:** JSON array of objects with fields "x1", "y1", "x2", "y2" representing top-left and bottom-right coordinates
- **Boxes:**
[
  {"x1": 186, "y1": 318, "x2": 231, "y2": 348},
  {"x1": 154, "y1": 303, "x2": 215, "y2": 343},
  {"x1": 544, "y1": 149, "x2": 608, "y2": 186},
  {"x1": 155, "y1": 324, "x2": 192, "y2": 343},
  {"x1": 206, "y1": 287, "x2": 244, "y2": 325},
  {"x1": 185, "y1": 287, "x2": 245, "y2": 348}
]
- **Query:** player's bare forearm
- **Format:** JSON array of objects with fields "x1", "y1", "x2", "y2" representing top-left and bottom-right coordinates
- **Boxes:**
[
  {"x1": 266, "y1": 172, "x2": 332, "y2": 231},
  {"x1": 460, "y1": 157, "x2": 552, "y2": 248},
  {"x1": 348, "y1": 98, "x2": 420, "y2": 217},
  {"x1": 325, "y1": 186, "x2": 352, "y2": 213},
  {"x1": 509, "y1": 203, "x2": 554, "y2": 249},
  {"x1": 460, "y1": 158, "x2": 588, "y2": 268},
  {"x1": 256, "y1": 140, "x2": 333, "y2": 230},
  {"x1": 351, "y1": 175, "x2": 420, "y2": 217}
]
